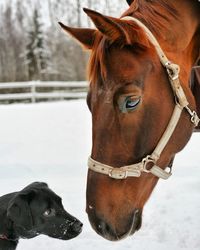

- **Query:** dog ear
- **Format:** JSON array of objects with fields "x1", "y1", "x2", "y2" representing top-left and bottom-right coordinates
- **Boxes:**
[
  {"x1": 7, "y1": 192, "x2": 34, "y2": 231},
  {"x1": 26, "y1": 182, "x2": 48, "y2": 190}
]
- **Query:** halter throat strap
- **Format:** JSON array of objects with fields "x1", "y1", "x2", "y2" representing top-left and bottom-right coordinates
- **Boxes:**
[{"x1": 88, "y1": 16, "x2": 200, "y2": 180}]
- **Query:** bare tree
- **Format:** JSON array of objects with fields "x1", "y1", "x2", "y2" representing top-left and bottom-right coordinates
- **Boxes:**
[
  {"x1": 0, "y1": 0, "x2": 127, "y2": 82},
  {"x1": 77, "y1": 0, "x2": 81, "y2": 27}
]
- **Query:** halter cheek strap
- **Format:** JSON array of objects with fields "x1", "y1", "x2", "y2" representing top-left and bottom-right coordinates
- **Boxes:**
[{"x1": 88, "y1": 16, "x2": 200, "y2": 180}]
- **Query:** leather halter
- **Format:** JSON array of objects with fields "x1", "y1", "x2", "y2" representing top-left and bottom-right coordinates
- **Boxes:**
[
  {"x1": 88, "y1": 16, "x2": 200, "y2": 180},
  {"x1": 0, "y1": 234, "x2": 9, "y2": 241},
  {"x1": 0, "y1": 234, "x2": 18, "y2": 243}
]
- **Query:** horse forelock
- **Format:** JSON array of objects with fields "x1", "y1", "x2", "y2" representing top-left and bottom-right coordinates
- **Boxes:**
[
  {"x1": 87, "y1": 33, "x2": 107, "y2": 86},
  {"x1": 88, "y1": 26, "x2": 150, "y2": 86}
]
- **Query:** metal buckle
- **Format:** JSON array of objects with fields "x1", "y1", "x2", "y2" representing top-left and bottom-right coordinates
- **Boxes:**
[
  {"x1": 142, "y1": 155, "x2": 156, "y2": 173},
  {"x1": 108, "y1": 168, "x2": 128, "y2": 179},
  {"x1": 185, "y1": 106, "x2": 200, "y2": 127},
  {"x1": 166, "y1": 166, "x2": 172, "y2": 175},
  {"x1": 191, "y1": 111, "x2": 200, "y2": 127}
]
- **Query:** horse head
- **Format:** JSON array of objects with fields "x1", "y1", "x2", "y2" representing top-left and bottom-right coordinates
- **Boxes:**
[{"x1": 60, "y1": 1, "x2": 199, "y2": 241}]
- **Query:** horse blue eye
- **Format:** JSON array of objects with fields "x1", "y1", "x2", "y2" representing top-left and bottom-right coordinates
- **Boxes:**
[
  {"x1": 119, "y1": 96, "x2": 141, "y2": 113},
  {"x1": 126, "y1": 98, "x2": 140, "y2": 110}
]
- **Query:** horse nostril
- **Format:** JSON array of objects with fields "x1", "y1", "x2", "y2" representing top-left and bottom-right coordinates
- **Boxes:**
[
  {"x1": 97, "y1": 220, "x2": 113, "y2": 236},
  {"x1": 71, "y1": 220, "x2": 83, "y2": 233}
]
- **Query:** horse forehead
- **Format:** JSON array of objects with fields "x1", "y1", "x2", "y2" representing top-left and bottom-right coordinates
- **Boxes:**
[
  {"x1": 95, "y1": 85, "x2": 118, "y2": 102},
  {"x1": 106, "y1": 47, "x2": 154, "y2": 79}
]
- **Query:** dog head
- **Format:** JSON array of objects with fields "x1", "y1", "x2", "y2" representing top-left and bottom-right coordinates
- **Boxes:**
[{"x1": 7, "y1": 182, "x2": 82, "y2": 240}]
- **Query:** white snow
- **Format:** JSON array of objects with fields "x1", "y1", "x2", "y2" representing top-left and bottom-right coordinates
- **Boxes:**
[{"x1": 0, "y1": 100, "x2": 199, "y2": 250}]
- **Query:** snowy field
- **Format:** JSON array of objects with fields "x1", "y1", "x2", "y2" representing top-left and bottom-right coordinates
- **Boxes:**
[{"x1": 0, "y1": 100, "x2": 199, "y2": 250}]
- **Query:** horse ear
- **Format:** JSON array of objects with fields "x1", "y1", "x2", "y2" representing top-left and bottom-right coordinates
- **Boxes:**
[
  {"x1": 83, "y1": 8, "x2": 131, "y2": 44},
  {"x1": 126, "y1": 0, "x2": 134, "y2": 5},
  {"x1": 59, "y1": 22, "x2": 96, "y2": 49}
]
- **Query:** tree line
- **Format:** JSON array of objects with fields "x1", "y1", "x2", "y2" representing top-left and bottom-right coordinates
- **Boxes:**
[{"x1": 0, "y1": 0, "x2": 127, "y2": 82}]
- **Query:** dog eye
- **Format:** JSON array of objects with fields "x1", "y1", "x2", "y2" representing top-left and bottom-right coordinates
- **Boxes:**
[{"x1": 43, "y1": 208, "x2": 56, "y2": 217}]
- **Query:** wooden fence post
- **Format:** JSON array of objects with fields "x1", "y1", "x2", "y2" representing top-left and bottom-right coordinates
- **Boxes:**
[{"x1": 31, "y1": 82, "x2": 36, "y2": 103}]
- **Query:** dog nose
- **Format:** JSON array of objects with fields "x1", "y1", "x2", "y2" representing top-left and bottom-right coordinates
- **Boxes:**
[{"x1": 71, "y1": 220, "x2": 83, "y2": 233}]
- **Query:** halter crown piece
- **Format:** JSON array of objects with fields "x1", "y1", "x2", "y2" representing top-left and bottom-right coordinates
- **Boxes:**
[{"x1": 88, "y1": 16, "x2": 200, "y2": 180}]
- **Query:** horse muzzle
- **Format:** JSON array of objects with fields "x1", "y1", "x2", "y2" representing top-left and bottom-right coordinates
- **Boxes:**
[{"x1": 87, "y1": 207, "x2": 142, "y2": 241}]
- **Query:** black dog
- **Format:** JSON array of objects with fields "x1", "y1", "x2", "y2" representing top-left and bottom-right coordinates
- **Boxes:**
[{"x1": 0, "y1": 182, "x2": 83, "y2": 250}]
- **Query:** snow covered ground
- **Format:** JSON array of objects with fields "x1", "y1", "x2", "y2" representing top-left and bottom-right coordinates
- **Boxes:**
[{"x1": 0, "y1": 100, "x2": 199, "y2": 250}]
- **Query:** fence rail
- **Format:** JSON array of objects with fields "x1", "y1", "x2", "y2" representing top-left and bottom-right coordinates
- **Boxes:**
[{"x1": 0, "y1": 81, "x2": 88, "y2": 103}]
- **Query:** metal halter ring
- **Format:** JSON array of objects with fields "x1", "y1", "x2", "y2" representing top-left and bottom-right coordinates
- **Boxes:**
[{"x1": 142, "y1": 155, "x2": 156, "y2": 173}]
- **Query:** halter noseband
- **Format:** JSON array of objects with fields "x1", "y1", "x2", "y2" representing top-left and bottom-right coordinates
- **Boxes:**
[{"x1": 88, "y1": 16, "x2": 200, "y2": 180}]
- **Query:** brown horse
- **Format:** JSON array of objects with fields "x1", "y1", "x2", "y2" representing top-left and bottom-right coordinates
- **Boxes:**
[{"x1": 59, "y1": 0, "x2": 200, "y2": 241}]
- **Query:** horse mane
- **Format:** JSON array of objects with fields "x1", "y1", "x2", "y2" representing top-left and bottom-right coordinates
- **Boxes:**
[
  {"x1": 88, "y1": 0, "x2": 179, "y2": 84},
  {"x1": 122, "y1": 0, "x2": 179, "y2": 37}
]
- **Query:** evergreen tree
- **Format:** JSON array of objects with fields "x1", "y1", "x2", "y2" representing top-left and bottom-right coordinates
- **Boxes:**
[{"x1": 25, "y1": 9, "x2": 47, "y2": 80}]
